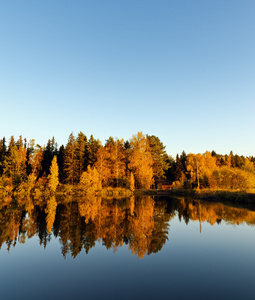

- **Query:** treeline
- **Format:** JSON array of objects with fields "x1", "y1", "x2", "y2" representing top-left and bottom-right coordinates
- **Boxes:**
[
  {"x1": 0, "y1": 132, "x2": 169, "y2": 194},
  {"x1": 0, "y1": 132, "x2": 255, "y2": 194},
  {"x1": 167, "y1": 150, "x2": 255, "y2": 190}
]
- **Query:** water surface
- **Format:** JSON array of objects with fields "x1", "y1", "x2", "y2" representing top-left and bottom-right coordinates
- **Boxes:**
[{"x1": 1, "y1": 195, "x2": 255, "y2": 300}]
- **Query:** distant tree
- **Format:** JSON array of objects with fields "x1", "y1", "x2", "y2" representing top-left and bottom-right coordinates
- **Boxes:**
[
  {"x1": 3, "y1": 137, "x2": 27, "y2": 184},
  {"x1": 180, "y1": 151, "x2": 187, "y2": 173},
  {"x1": 174, "y1": 154, "x2": 185, "y2": 182},
  {"x1": 29, "y1": 144, "x2": 43, "y2": 178},
  {"x1": 80, "y1": 166, "x2": 102, "y2": 192},
  {"x1": 94, "y1": 146, "x2": 111, "y2": 187},
  {"x1": 146, "y1": 135, "x2": 169, "y2": 185},
  {"x1": 64, "y1": 133, "x2": 78, "y2": 185},
  {"x1": 57, "y1": 145, "x2": 65, "y2": 183},
  {"x1": 76, "y1": 131, "x2": 87, "y2": 180},
  {"x1": 129, "y1": 132, "x2": 154, "y2": 189},
  {"x1": 0, "y1": 137, "x2": 7, "y2": 175},
  {"x1": 186, "y1": 152, "x2": 217, "y2": 187},
  {"x1": 164, "y1": 155, "x2": 175, "y2": 182},
  {"x1": 48, "y1": 156, "x2": 59, "y2": 193},
  {"x1": 105, "y1": 137, "x2": 126, "y2": 187},
  {"x1": 41, "y1": 137, "x2": 58, "y2": 176},
  {"x1": 84, "y1": 135, "x2": 101, "y2": 169}
]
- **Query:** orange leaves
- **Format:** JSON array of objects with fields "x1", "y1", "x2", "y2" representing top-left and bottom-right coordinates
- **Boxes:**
[
  {"x1": 47, "y1": 156, "x2": 59, "y2": 193},
  {"x1": 186, "y1": 151, "x2": 217, "y2": 184},
  {"x1": 129, "y1": 132, "x2": 154, "y2": 189},
  {"x1": 80, "y1": 166, "x2": 102, "y2": 192},
  {"x1": 29, "y1": 146, "x2": 43, "y2": 177}
]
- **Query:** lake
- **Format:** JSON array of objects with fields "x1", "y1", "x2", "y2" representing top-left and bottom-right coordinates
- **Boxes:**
[{"x1": 1, "y1": 195, "x2": 255, "y2": 300}]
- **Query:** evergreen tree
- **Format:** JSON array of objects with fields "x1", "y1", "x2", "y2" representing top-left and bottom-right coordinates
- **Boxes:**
[
  {"x1": 41, "y1": 137, "x2": 58, "y2": 176},
  {"x1": 0, "y1": 137, "x2": 7, "y2": 176},
  {"x1": 146, "y1": 135, "x2": 169, "y2": 185},
  {"x1": 76, "y1": 131, "x2": 87, "y2": 180},
  {"x1": 180, "y1": 150, "x2": 187, "y2": 173},
  {"x1": 174, "y1": 154, "x2": 185, "y2": 182},
  {"x1": 84, "y1": 135, "x2": 101, "y2": 169},
  {"x1": 3, "y1": 136, "x2": 27, "y2": 183},
  {"x1": 57, "y1": 145, "x2": 65, "y2": 183},
  {"x1": 64, "y1": 133, "x2": 78, "y2": 185}
]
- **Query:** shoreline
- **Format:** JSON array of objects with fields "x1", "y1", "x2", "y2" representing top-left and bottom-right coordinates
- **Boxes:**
[{"x1": 135, "y1": 188, "x2": 255, "y2": 203}]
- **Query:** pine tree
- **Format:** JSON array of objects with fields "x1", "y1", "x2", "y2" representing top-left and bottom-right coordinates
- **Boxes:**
[
  {"x1": 3, "y1": 137, "x2": 27, "y2": 183},
  {"x1": 0, "y1": 137, "x2": 7, "y2": 175},
  {"x1": 64, "y1": 133, "x2": 78, "y2": 185},
  {"x1": 76, "y1": 131, "x2": 87, "y2": 180},
  {"x1": 41, "y1": 137, "x2": 58, "y2": 176},
  {"x1": 84, "y1": 135, "x2": 101, "y2": 169},
  {"x1": 146, "y1": 135, "x2": 169, "y2": 185}
]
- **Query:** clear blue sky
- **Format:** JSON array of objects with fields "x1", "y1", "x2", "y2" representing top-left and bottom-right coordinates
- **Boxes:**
[{"x1": 1, "y1": 0, "x2": 254, "y2": 157}]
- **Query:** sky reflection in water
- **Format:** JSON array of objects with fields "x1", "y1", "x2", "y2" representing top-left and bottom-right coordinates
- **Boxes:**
[{"x1": 1, "y1": 196, "x2": 255, "y2": 300}]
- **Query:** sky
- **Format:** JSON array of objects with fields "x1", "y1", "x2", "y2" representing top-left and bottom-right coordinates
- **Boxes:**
[{"x1": 0, "y1": 0, "x2": 254, "y2": 157}]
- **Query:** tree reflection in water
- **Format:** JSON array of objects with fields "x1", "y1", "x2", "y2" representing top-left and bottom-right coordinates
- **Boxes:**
[{"x1": 0, "y1": 195, "x2": 255, "y2": 258}]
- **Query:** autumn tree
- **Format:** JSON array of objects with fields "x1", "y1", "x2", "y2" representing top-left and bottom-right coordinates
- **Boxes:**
[
  {"x1": 105, "y1": 137, "x2": 126, "y2": 187},
  {"x1": 94, "y1": 146, "x2": 111, "y2": 187},
  {"x1": 47, "y1": 156, "x2": 59, "y2": 193},
  {"x1": 186, "y1": 152, "x2": 217, "y2": 187},
  {"x1": 129, "y1": 132, "x2": 154, "y2": 189},
  {"x1": 3, "y1": 136, "x2": 27, "y2": 184},
  {"x1": 79, "y1": 166, "x2": 102, "y2": 192},
  {"x1": 29, "y1": 143, "x2": 43, "y2": 178}
]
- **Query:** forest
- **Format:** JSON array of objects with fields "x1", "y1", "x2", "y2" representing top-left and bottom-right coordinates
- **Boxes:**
[{"x1": 0, "y1": 131, "x2": 255, "y2": 197}]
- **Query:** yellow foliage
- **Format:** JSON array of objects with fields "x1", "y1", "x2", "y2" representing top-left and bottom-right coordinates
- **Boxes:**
[
  {"x1": 210, "y1": 166, "x2": 255, "y2": 190},
  {"x1": 29, "y1": 146, "x2": 43, "y2": 177},
  {"x1": 186, "y1": 152, "x2": 217, "y2": 185},
  {"x1": 47, "y1": 156, "x2": 59, "y2": 193},
  {"x1": 129, "y1": 132, "x2": 154, "y2": 189},
  {"x1": 94, "y1": 147, "x2": 111, "y2": 186},
  {"x1": 80, "y1": 166, "x2": 102, "y2": 192}
]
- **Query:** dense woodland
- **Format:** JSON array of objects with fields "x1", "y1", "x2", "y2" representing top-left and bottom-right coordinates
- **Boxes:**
[{"x1": 0, "y1": 131, "x2": 255, "y2": 196}]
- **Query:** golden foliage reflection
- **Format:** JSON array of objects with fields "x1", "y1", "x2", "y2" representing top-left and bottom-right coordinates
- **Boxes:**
[{"x1": 1, "y1": 195, "x2": 255, "y2": 258}]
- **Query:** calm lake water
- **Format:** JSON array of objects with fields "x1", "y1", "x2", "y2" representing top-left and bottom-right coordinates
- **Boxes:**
[{"x1": 1, "y1": 195, "x2": 255, "y2": 300}]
